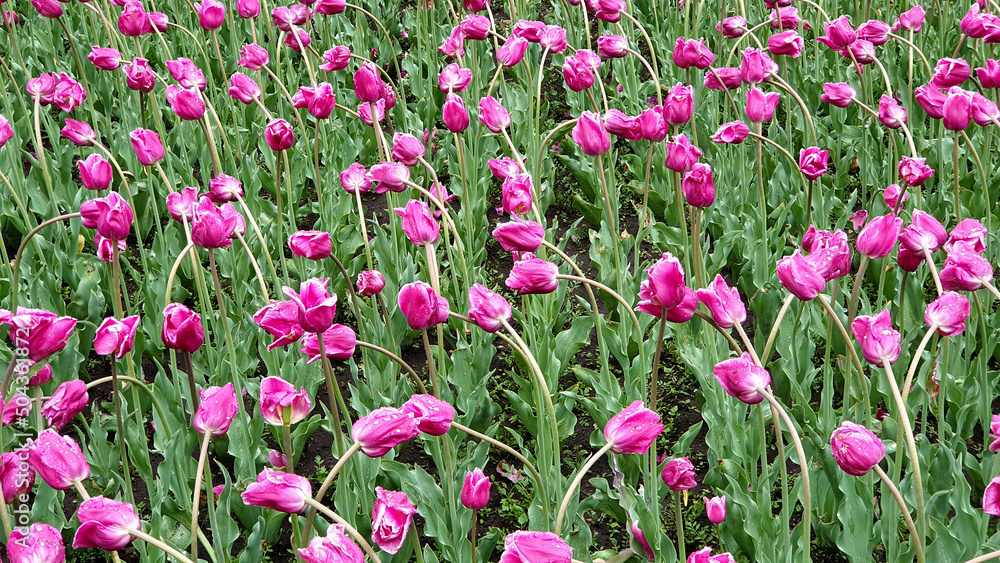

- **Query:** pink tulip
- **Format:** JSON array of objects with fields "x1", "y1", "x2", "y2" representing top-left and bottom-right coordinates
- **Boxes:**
[
  {"x1": 165, "y1": 85, "x2": 206, "y2": 121},
  {"x1": 664, "y1": 134, "x2": 703, "y2": 171},
  {"x1": 263, "y1": 119, "x2": 294, "y2": 151},
  {"x1": 856, "y1": 213, "x2": 902, "y2": 258},
  {"x1": 830, "y1": 421, "x2": 884, "y2": 476},
  {"x1": 439, "y1": 26, "x2": 466, "y2": 59},
  {"x1": 924, "y1": 291, "x2": 970, "y2": 336},
  {"x1": 228, "y1": 72, "x2": 261, "y2": 105},
  {"x1": 718, "y1": 16, "x2": 748, "y2": 38},
  {"x1": 61, "y1": 119, "x2": 96, "y2": 146},
  {"x1": 538, "y1": 24, "x2": 567, "y2": 52},
  {"x1": 282, "y1": 278, "x2": 338, "y2": 333},
  {"x1": 493, "y1": 220, "x2": 544, "y2": 252},
  {"x1": 605, "y1": 109, "x2": 642, "y2": 141},
  {"x1": 442, "y1": 93, "x2": 470, "y2": 133},
  {"x1": 696, "y1": 275, "x2": 746, "y2": 328},
  {"x1": 394, "y1": 199, "x2": 440, "y2": 246},
  {"x1": 945, "y1": 219, "x2": 987, "y2": 254},
  {"x1": 500, "y1": 531, "x2": 571, "y2": 563},
  {"x1": 572, "y1": 111, "x2": 611, "y2": 156},
  {"x1": 0, "y1": 393, "x2": 30, "y2": 427},
  {"x1": 852, "y1": 309, "x2": 901, "y2": 365},
  {"x1": 940, "y1": 241, "x2": 994, "y2": 291},
  {"x1": 673, "y1": 37, "x2": 714, "y2": 69},
  {"x1": 0, "y1": 452, "x2": 35, "y2": 504},
  {"x1": 740, "y1": 47, "x2": 779, "y2": 84},
  {"x1": 236, "y1": 0, "x2": 260, "y2": 18},
  {"x1": 496, "y1": 35, "x2": 528, "y2": 67},
  {"x1": 639, "y1": 107, "x2": 668, "y2": 141},
  {"x1": 162, "y1": 303, "x2": 204, "y2": 352},
  {"x1": 745, "y1": 87, "x2": 780, "y2": 123},
  {"x1": 972, "y1": 92, "x2": 1000, "y2": 126},
  {"x1": 857, "y1": 19, "x2": 890, "y2": 44},
  {"x1": 563, "y1": 51, "x2": 597, "y2": 92},
  {"x1": 704, "y1": 67, "x2": 743, "y2": 91},
  {"x1": 978, "y1": 59, "x2": 1000, "y2": 88},
  {"x1": 439, "y1": 63, "x2": 472, "y2": 92},
  {"x1": 985, "y1": 476, "x2": 1000, "y2": 516},
  {"x1": 461, "y1": 468, "x2": 491, "y2": 510},
  {"x1": 821, "y1": 82, "x2": 857, "y2": 108},
  {"x1": 711, "y1": 120, "x2": 750, "y2": 144},
  {"x1": 460, "y1": 14, "x2": 490, "y2": 40},
  {"x1": 299, "y1": 324, "x2": 356, "y2": 363},
  {"x1": 468, "y1": 283, "x2": 512, "y2": 333},
  {"x1": 899, "y1": 210, "x2": 947, "y2": 254},
  {"x1": 41, "y1": 379, "x2": 89, "y2": 431},
  {"x1": 88, "y1": 46, "x2": 122, "y2": 70},
  {"x1": 506, "y1": 258, "x2": 559, "y2": 295},
  {"x1": 635, "y1": 252, "x2": 688, "y2": 317},
  {"x1": 594, "y1": 0, "x2": 625, "y2": 22},
  {"x1": 391, "y1": 133, "x2": 425, "y2": 166},
  {"x1": 603, "y1": 400, "x2": 663, "y2": 454},
  {"x1": 51, "y1": 73, "x2": 87, "y2": 113},
  {"x1": 663, "y1": 287, "x2": 699, "y2": 323},
  {"x1": 288, "y1": 231, "x2": 332, "y2": 260},
  {"x1": 768, "y1": 30, "x2": 804, "y2": 57},
  {"x1": 30, "y1": 0, "x2": 62, "y2": 17},
  {"x1": 897, "y1": 156, "x2": 934, "y2": 186},
  {"x1": 990, "y1": 416, "x2": 1000, "y2": 452},
  {"x1": 817, "y1": 15, "x2": 857, "y2": 50},
  {"x1": 94, "y1": 234, "x2": 125, "y2": 263},
  {"x1": 489, "y1": 157, "x2": 522, "y2": 180},
  {"x1": 81, "y1": 191, "x2": 133, "y2": 241},
  {"x1": 941, "y1": 87, "x2": 973, "y2": 130},
  {"x1": 597, "y1": 34, "x2": 628, "y2": 58},
  {"x1": 242, "y1": 468, "x2": 312, "y2": 513},
  {"x1": 478, "y1": 96, "x2": 511, "y2": 133},
  {"x1": 1, "y1": 309, "x2": 77, "y2": 362},
  {"x1": 193, "y1": 383, "x2": 238, "y2": 437},
  {"x1": 239, "y1": 44, "x2": 270, "y2": 70},
  {"x1": 79, "y1": 154, "x2": 112, "y2": 191},
  {"x1": 713, "y1": 352, "x2": 771, "y2": 403},
  {"x1": 630, "y1": 522, "x2": 654, "y2": 561},
  {"x1": 190, "y1": 197, "x2": 237, "y2": 248},
  {"x1": 124, "y1": 58, "x2": 155, "y2": 92},
  {"x1": 846, "y1": 39, "x2": 877, "y2": 65},
  {"x1": 769, "y1": 6, "x2": 807, "y2": 29},
  {"x1": 502, "y1": 174, "x2": 533, "y2": 216},
  {"x1": 72, "y1": 497, "x2": 140, "y2": 551},
  {"x1": 195, "y1": 0, "x2": 225, "y2": 29},
  {"x1": 371, "y1": 487, "x2": 416, "y2": 554},
  {"x1": 93, "y1": 315, "x2": 140, "y2": 359},
  {"x1": 26, "y1": 73, "x2": 57, "y2": 104},
  {"x1": 353, "y1": 62, "x2": 383, "y2": 103},
  {"x1": 0, "y1": 115, "x2": 12, "y2": 148},
  {"x1": 799, "y1": 147, "x2": 829, "y2": 180},
  {"x1": 283, "y1": 28, "x2": 313, "y2": 52},
  {"x1": 705, "y1": 496, "x2": 727, "y2": 523},
  {"x1": 401, "y1": 394, "x2": 455, "y2": 436},
  {"x1": 118, "y1": 0, "x2": 151, "y2": 36},
  {"x1": 298, "y1": 526, "x2": 365, "y2": 563},
  {"x1": 356, "y1": 271, "x2": 385, "y2": 297},
  {"x1": 661, "y1": 457, "x2": 697, "y2": 490},
  {"x1": 149, "y1": 12, "x2": 168, "y2": 31},
  {"x1": 931, "y1": 57, "x2": 972, "y2": 88},
  {"x1": 663, "y1": 83, "x2": 694, "y2": 126},
  {"x1": 28, "y1": 429, "x2": 90, "y2": 490},
  {"x1": 398, "y1": 281, "x2": 450, "y2": 330},
  {"x1": 802, "y1": 227, "x2": 852, "y2": 281},
  {"x1": 914, "y1": 84, "x2": 946, "y2": 118},
  {"x1": 338, "y1": 163, "x2": 370, "y2": 195},
  {"x1": 259, "y1": 376, "x2": 312, "y2": 426},
  {"x1": 894, "y1": 5, "x2": 925, "y2": 32},
  {"x1": 253, "y1": 300, "x2": 304, "y2": 350},
  {"x1": 777, "y1": 250, "x2": 826, "y2": 300},
  {"x1": 883, "y1": 183, "x2": 908, "y2": 209},
  {"x1": 318, "y1": 46, "x2": 351, "y2": 72}
]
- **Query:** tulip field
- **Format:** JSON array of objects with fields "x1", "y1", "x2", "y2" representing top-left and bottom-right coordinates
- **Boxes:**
[{"x1": 6, "y1": 0, "x2": 1000, "y2": 560}]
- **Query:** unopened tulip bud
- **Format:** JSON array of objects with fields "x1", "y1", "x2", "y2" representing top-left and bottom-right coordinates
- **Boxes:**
[
  {"x1": 603, "y1": 400, "x2": 663, "y2": 454},
  {"x1": 830, "y1": 421, "x2": 884, "y2": 476},
  {"x1": 661, "y1": 457, "x2": 697, "y2": 490},
  {"x1": 713, "y1": 353, "x2": 771, "y2": 403}
]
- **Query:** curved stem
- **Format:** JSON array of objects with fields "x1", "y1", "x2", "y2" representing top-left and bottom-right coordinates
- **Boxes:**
[
  {"x1": 208, "y1": 249, "x2": 241, "y2": 386},
  {"x1": 966, "y1": 550, "x2": 1000, "y2": 563},
  {"x1": 129, "y1": 529, "x2": 196, "y2": 563},
  {"x1": 86, "y1": 375, "x2": 171, "y2": 437},
  {"x1": 881, "y1": 358, "x2": 926, "y2": 545},
  {"x1": 761, "y1": 294, "x2": 796, "y2": 364},
  {"x1": 960, "y1": 130, "x2": 991, "y2": 237},
  {"x1": 326, "y1": 252, "x2": 366, "y2": 342},
  {"x1": 848, "y1": 256, "x2": 870, "y2": 324},
  {"x1": 902, "y1": 325, "x2": 937, "y2": 407},
  {"x1": 190, "y1": 432, "x2": 211, "y2": 562},
  {"x1": 734, "y1": 323, "x2": 762, "y2": 366},
  {"x1": 887, "y1": 33, "x2": 933, "y2": 75},
  {"x1": 355, "y1": 341, "x2": 427, "y2": 394},
  {"x1": 536, "y1": 119, "x2": 576, "y2": 178},
  {"x1": 234, "y1": 231, "x2": 270, "y2": 298},
  {"x1": 421, "y1": 328, "x2": 440, "y2": 399},
  {"x1": 675, "y1": 490, "x2": 686, "y2": 562},
  {"x1": 692, "y1": 311, "x2": 743, "y2": 353},
  {"x1": 648, "y1": 316, "x2": 668, "y2": 412},
  {"x1": 756, "y1": 387, "x2": 811, "y2": 563},
  {"x1": 555, "y1": 275, "x2": 641, "y2": 334},
  {"x1": 770, "y1": 74, "x2": 817, "y2": 143},
  {"x1": 816, "y1": 293, "x2": 869, "y2": 418},
  {"x1": 236, "y1": 195, "x2": 280, "y2": 293},
  {"x1": 873, "y1": 465, "x2": 923, "y2": 562},
  {"x1": 620, "y1": 11, "x2": 661, "y2": 102},
  {"x1": 921, "y1": 248, "x2": 943, "y2": 296},
  {"x1": 450, "y1": 421, "x2": 544, "y2": 502},
  {"x1": 163, "y1": 242, "x2": 197, "y2": 307},
  {"x1": 317, "y1": 333, "x2": 346, "y2": 453},
  {"x1": 554, "y1": 442, "x2": 614, "y2": 534},
  {"x1": 302, "y1": 442, "x2": 362, "y2": 540},
  {"x1": 303, "y1": 497, "x2": 381, "y2": 561}
]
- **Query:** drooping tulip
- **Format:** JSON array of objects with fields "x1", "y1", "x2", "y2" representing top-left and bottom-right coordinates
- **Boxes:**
[
  {"x1": 710, "y1": 121, "x2": 750, "y2": 144},
  {"x1": 856, "y1": 213, "x2": 902, "y2": 258},
  {"x1": 817, "y1": 15, "x2": 857, "y2": 50},
  {"x1": 897, "y1": 156, "x2": 935, "y2": 186},
  {"x1": 162, "y1": 303, "x2": 204, "y2": 352},
  {"x1": 93, "y1": 315, "x2": 140, "y2": 359},
  {"x1": 924, "y1": 291, "x2": 970, "y2": 336},
  {"x1": 28, "y1": 429, "x2": 90, "y2": 490},
  {"x1": 661, "y1": 457, "x2": 697, "y2": 491},
  {"x1": 371, "y1": 487, "x2": 417, "y2": 554},
  {"x1": 467, "y1": 284, "x2": 512, "y2": 333},
  {"x1": 129, "y1": 128, "x2": 165, "y2": 166},
  {"x1": 397, "y1": 281, "x2": 451, "y2": 330},
  {"x1": 61, "y1": 119, "x2": 96, "y2": 146},
  {"x1": 394, "y1": 200, "x2": 440, "y2": 247},
  {"x1": 193, "y1": 383, "x2": 238, "y2": 437},
  {"x1": 777, "y1": 250, "x2": 826, "y2": 300},
  {"x1": 851, "y1": 309, "x2": 901, "y2": 365},
  {"x1": 400, "y1": 394, "x2": 455, "y2": 436},
  {"x1": 821, "y1": 82, "x2": 858, "y2": 107},
  {"x1": 492, "y1": 220, "x2": 545, "y2": 252},
  {"x1": 713, "y1": 353, "x2": 771, "y2": 403},
  {"x1": 636, "y1": 252, "x2": 688, "y2": 316},
  {"x1": 696, "y1": 275, "x2": 746, "y2": 329},
  {"x1": 72, "y1": 497, "x2": 140, "y2": 551},
  {"x1": 478, "y1": 96, "x2": 511, "y2": 133},
  {"x1": 41, "y1": 379, "x2": 89, "y2": 431},
  {"x1": 672, "y1": 37, "x2": 714, "y2": 69},
  {"x1": 663, "y1": 83, "x2": 694, "y2": 126},
  {"x1": 829, "y1": 421, "x2": 885, "y2": 476},
  {"x1": 298, "y1": 526, "x2": 365, "y2": 563},
  {"x1": 241, "y1": 468, "x2": 312, "y2": 513},
  {"x1": 603, "y1": 401, "x2": 663, "y2": 454},
  {"x1": 506, "y1": 258, "x2": 559, "y2": 295}
]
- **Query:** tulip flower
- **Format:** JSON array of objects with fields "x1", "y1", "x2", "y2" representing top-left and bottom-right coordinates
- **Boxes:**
[
  {"x1": 284, "y1": 29, "x2": 312, "y2": 52},
  {"x1": 894, "y1": 5, "x2": 925, "y2": 32},
  {"x1": 990, "y1": 416, "x2": 1000, "y2": 452},
  {"x1": 162, "y1": 303, "x2": 204, "y2": 352},
  {"x1": 875, "y1": 94, "x2": 908, "y2": 129},
  {"x1": 594, "y1": 0, "x2": 625, "y2": 22},
  {"x1": 253, "y1": 300, "x2": 304, "y2": 350},
  {"x1": 802, "y1": 228, "x2": 852, "y2": 281},
  {"x1": 674, "y1": 163, "x2": 715, "y2": 209},
  {"x1": 500, "y1": 531, "x2": 572, "y2": 563},
  {"x1": 299, "y1": 324, "x2": 356, "y2": 363},
  {"x1": 40, "y1": 379, "x2": 89, "y2": 431},
  {"x1": 597, "y1": 34, "x2": 627, "y2": 58},
  {"x1": 493, "y1": 220, "x2": 545, "y2": 252},
  {"x1": 356, "y1": 271, "x2": 386, "y2": 297},
  {"x1": 394, "y1": 200, "x2": 440, "y2": 247},
  {"x1": 440, "y1": 26, "x2": 466, "y2": 59},
  {"x1": 439, "y1": 63, "x2": 473, "y2": 92},
  {"x1": 118, "y1": 0, "x2": 151, "y2": 36},
  {"x1": 88, "y1": 47, "x2": 122, "y2": 70},
  {"x1": 371, "y1": 487, "x2": 417, "y2": 554},
  {"x1": 940, "y1": 241, "x2": 994, "y2": 291},
  {"x1": 924, "y1": 291, "x2": 970, "y2": 336},
  {"x1": 165, "y1": 57, "x2": 208, "y2": 90},
  {"x1": 353, "y1": 62, "x2": 383, "y2": 103},
  {"x1": 242, "y1": 468, "x2": 312, "y2": 513},
  {"x1": 718, "y1": 16, "x2": 748, "y2": 37},
  {"x1": 899, "y1": 210, "x2": 947, "y2": 255},
  {"x1": 93, "y1": 315, "x2": 140, "y2": 359},
  {"x1": 51, "y1": 74, "x2": 87, "y2": 113},
  {"x1": 489, "y1": 157, "x2": 522, "y2": 180},
  {"x1": 711, "y1": 121, "x2": 750, "y2": 144},
  {"x1": 768, "y1": 30, "x2": 804, "y2": 57},
  {"x1": 799, "y1": 148, "x2": 829, "y2": 180},
  {"x1": 821, "y1": 82, "x2": 858, "y2": 107},
  {"x1": 79, "y1": 154, "x2": 113, "y2": 191},
  {"x1": 972, "y1": 93, "x2": 1000, "y2": 126},
  {"x1": 0, "y1": 451, "x2": 35, "y2": 503},
  {"x1": 391, "y1": 133, "x2": 425, "y2": 167},
  {"x1": 603, "y1": 400, "x2": 663, "y2": 454},
  {"x1": 129, "y1": 128, "x2": 165, "y2": 166},
  {"x1": 193, "y1": 383, "x2": 238, "y2": 437},
  {"x1": 661, "y1": 457, "x2": 697, "y2": 490},
  {"x1": 298, "y1": 526, "x2": 365, "y2": 563},
  {"x1": 830, "y1": 421, "x2": 885, "y2": 476},
  {"x1": 401, "y1": 394, "x2": 455, "y2": 436},
  {"x1": 228, "y1": 72, "x2": 262, "y2": 105},
  {"x1": 852, "y1": 309, "x2": 901, "y2": 365},
  {"x1": 777, "y1": 250, "x2": 827, "y2": 300},
  {"x1": 28, "y1": 429, "x2": 90, "y2": 490},
  {"x1": 745, "y1": 88, "x2": 780, "y2": 123},
  {"x1": 506, "y1": 258, "x2": 559, "y2": 295},
  {"x1": 9, "y1": 522, "x2": 65, "y2": 562},
  {"x1": 339, "y1": 163, "x2": 370, "y2": 195},
  {"x1": 704, "y1": 67, "x2": 743, "y2": 90},
  {"x1": 501, "y1": 174, "x2": 533, "y2": 216},
  {"x1": 123, "y1": 58, "x2": 155, "y2": 93},
  {"x1": 149, "y1": 12, "x2": 168, "y2": 30},
  {"x1": 462, "y1": 468, "x2": 491, "y2": 510},
  {"x1": 898, "y1": 156, "x2": 935, "y2": 186},
  {"x1": 664, "y1": 288, "x2": 699, "y2": 323},
  {"x1": 769, "y1": 6, "x2": 806, "y2": 29},
  {"x1": 914, "y1": 84, "x2": 947, "y2": 119},
  {"x1": 696, "y1": 275, "x2": 746, "y2": 329},
  {"x1": 72, "y1": 497, "x2": 141, "y2": 551},
  {"x1": 236, "y1": 0, "x2": 260, "y2": 17},
  {"x1": 398, "y1": 281, "x2": 451, "y2": 330},
  {"x1": 537, "y1": 24, "x2": 567, "y2": 52},
  {"x1": 572, "y1": 111, "x2": 611, "y2": 156},
  {"x1": 260, "y1": 119, "x2": 293, "y2": 151},
  {"x1": 207, "y1": 173, "x2": 243, "y2": 203},
  {"x1": 288, "y1": 231, "x2": 332, "y2": 260},
  {"x1": 978, "y1": 60, "x2": 1000, "y2": 88},
  {"x1": 664, "y1": 134, "x2": 703, "y2": 172},
  {"x1": 882, "y1": 183, "x2": 908, "y2": 209},
  {"x1": 314, "y1": 0, "x2": 345, "y2": 15},
  {"x1": 562, "y1": 52, "x2": 597, "y2": 92},
  {"x1": 713, "y1": 353, "x2": 771, "y2": 403},
  {"x1": 270, "y1": 450, "x2": 287, "y2": 469},
  {"x1": 442, "y1": 93, "x2": 470, "y2": 133},
  {"x1": 259, "y1": 376, "x2": 312, "y2": 426},
  {"x1": 817, "y1": 15, "x2": 857, "y2": 50},
  {"x1": 460, "y1": 14, "x2": 490, "y2": 40},
  {"x1": 195, "y1": 0, "x2": 225, "y2": 29},
  {"x1": 945, "y1": 219, "x2": 987, "y2": 254},
  {"x1": 61, "y1": 119, "x2": 96, "y2": 146},
  {"x1": 30, "y1": 0, "x2": 62, "y2": 18},
  {"x1": 191, "y1": 197, "x2": 238, "y2": 248},
  {"x1": 318, "y1": 46, "x2": 351, "y2": 72},
  {"x1": 740, "y1": 48, "x2": 777, "y2": 84},
  {"x1": 0, "y1": 115, "x2": 11, "y2": 148},
  {"x1": 497, "y1": 35, "x2": 528, "y2": 67},
  {"x1": 478, "y1": 96, "x2": 511, "y2": 133},
  {"x1": 705, "y1": 496, "x2": 727, "y2": 523},
  {"x1": 282, "y1": 278, "x2": 338, "y2": 334},
  {"x1": 239, "y1": 44, "x2": 270, "y2": 70},
  {"x1": 672, "y1": 37, "x2": 714, "y2": 69},
  {"x1": 636, "y1": 252, "x2": 688, "y2": 316},
  {"x1": 605, "y1": 109, "x2": 642, "y2": 141},
  {"x1": 1, "y1": 309, "x2": 77, "y2": 362},
  {"x1": 856, "y1": 213, "x2": 902, "y2": 258},
  {"x1": 467, "y1": 284, "x2": 513, "y2": 333},
  {"x1": 985, "y1": 476, "x2": 1000, "y2": 516},
  {"x1": 857, "y1": 19, "x2": 890, "y2": 44},
  {"x1": 931, "y1": 57, "x2": 972, "y2": 88},
  {"x1": 941, "y1": 87, "x2": 974, "y2": 130},
  {"x1": 639, "y1": 107, "x2": 668, "y2": 141},
  {"x1": 663, "y1": 83, "x2": 694, "y2": 126},
  {"x1": 81, "y1": 191, "x2": 133, "y2": 241}
]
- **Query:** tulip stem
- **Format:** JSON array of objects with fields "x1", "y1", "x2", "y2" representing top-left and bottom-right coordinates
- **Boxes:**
[
  {"x1": 190, "y1": 431, "x2": 211, "y2": 563},
  {"x1": 210, "y1": 29, "x2": 229, "y2": 87},
  {"x1": 555, "y1": 442, "x2": 614, "y2": 535},
  {"x1": 198, "y1": 118, "x2": 221, "y2": 178},
  {"x1": 881, "y1": 358, "x2": 926, "y2": 546},
  {"x1": 411, "y1": 532, "x2": 427, "y2": 563},
  {"x1": 847, "y1": 256, "x2": 870, "y2": 325},
  {"x1": 182, "y1": 351, "x2": 200, "y2": 416},
  {"x1": 541, "y1": 241, "x2": 604, "y2": 343},
  {"x1": 960, "y1": 130, "x2": 991, "y2": 236},
  {"x1": 755, "y1": 123, "x2": 767, "y2": 225},
  {"x1": 966, "y1": 550, "x2": 1000, "y2": 563},
  {"x1": 129, "y1": 528, "x2": 196, "y2": 563},
  {"x1": 302, "y1": 441, "x2": 362, "y2": 540},
  {"x1": 317, "y1": 333, "x2": 346, "y2": 454},
  {"x1": 207, "y1": 250, "x2": 240, "y2": 386},
  {"x1": 355, "y1": 189, "x2": 375, "y2": 273},
  {"x1": 734, "y1": 323, "x2": 762, "y2": 367},
  {"x1": 31, "y1": 96, "x2": 57, "y2": 215},
  {"x1": 356, "y1": 341, "x2": 425, "y2": 394},
  {"x1": 672, "y1": 490, "x2": 687, "y2": 561},
  {"x1": 0, "y1": 475, "x2": 10, "y2": 540},
  {"x1": 234, "y1": 231, "x2": 270, "y2": 298},
  {"x1": 302, "y1": 497, "x2": 382, "y2": 561},
  {"x1": 9, "y1": 212, "x2": 82, "y2": 313},
  {"x1": 769, "y1": 74, "x2": 818, "y2": 144},
  {"x1": 421, "y1": 329, "x2": 440, "y2": 399},
  {"x1": 761, "y1": 294, "x2": 796, "y2": 365},
  {"x1": 692, "y1": 311, "x2": 744, "y2": 353},
  {"x1": 470, "y1": 511, "x2": 478, "y2": 563},
  {"x1": 954, "y1": 130, "x2": 962, "y2": 221},
  {"x1": 648, "y1": 316, "x2": 668, "y2": 412},
  {"x1": 85, "y1": 375, "x2": 171, "y2": 437},
  {"x1": 690, "y1": 207, "x2": 705, "y2": 288},
  {"x1": 816, "y1": 293, "x2": 869, "y2": 419},
  {"x1": 555, "y1": 275, "x2": 642, "y2": 334},
  {"x1": 236, "y1": 195, "x2": 280, "y2": 295},
  {"x1": 920, "y1": 248, "x2": 943, "y2": 296},
  {"x1": 873, "y1": 465, "x2": 924, "y2": 563},
  {"x1": 755, "y1": 386, "x2": 811, "y2": 563}
]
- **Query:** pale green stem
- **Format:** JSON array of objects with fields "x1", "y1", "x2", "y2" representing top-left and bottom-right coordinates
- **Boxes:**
[
  {"x1": 873, "y1": 465, "x2": 924, "y2": 563},
  {"x1": 190, "y1": 432, "x2": 211, "y2": 562},
  {"x1": 881, "y1": 358, "x2": 926, "y2": 545},
  {"x1": 555, "y1": 442, "x2": 614, "y2": 534},
  {"x1": 302, "y1": 497, "x2": 381, "y2": 561},
  {"x1": 303, "y1": 442, "x2": 363, "y2": 540}
]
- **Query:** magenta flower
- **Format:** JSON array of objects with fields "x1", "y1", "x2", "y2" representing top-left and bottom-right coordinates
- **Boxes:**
[
  {"x1": 858, "y1": 19, "x2": 890, "y2": 44},
  {"x1": 777, "y1": 250, "x2": 826, "y2": 301},
  {"x1": 8, "y1": 522, "x2": 63, "y2": 563},
  {"x1": 713, "y1": 353, "x2": 771, "y2": 403},
  {"x1": 985, "y1": 476, "x2": 1000, "y2": 516},
  {"x1": 597, "y1": 34, "x2": 628, "y2": 58},
  {"x1": 802, "y1": 227, "x2": 852, "y2": 281},
  {"x1": 706, "y1": 495, "x2": 727, "y2": 523},
  {"x1": 239, "y1": 44, "x2": 270, "y2": 70},
  {"x1": 299, "y1": 324, "x2": 356, "y2": 363},
  {"x1": 856, "y1": 213, "x2": 902, "y2": 258},
  {"x1": 830, "y1": 421, "x2": 885, "y2": 476},
  {"x1": 298, "y1": 526, "x2": 364, "y2": 563},
  {"x1": 496, "y1": 35, "x2": 528, "y2": 67},
  {"x1": 664, "y1": 134, "x2": 703, "y2": 172},
  {"x1": 242, "y1": 468, "x2": 312, "y2": 513},
  {"x1": 30, "y1": 0, "x2": 62, "y2": 18},
  {"x1": 117, "y1": 0, "x2": 151, "y2": 36},
  {"x1": 340, "y1": 163, "x2": 371, "y2": 195},
  {"x1": 636, "y1": 252, "x2": 688, "y2": 317},
  {"x1": 93, "y1": 315, "x2": 140, "y2": 359},
  {"x1": 930, "y1": 57, "x2": 972, "y2": 89},
  {"x1": 439, "y1": 63, "x2": 473, "y2": 92},
  {"x1": 945, "y1": 219, "x2": 987, "y2": 254},
  {"x1": 940, "y1": 241, "x2": 994, "y2": 291},
  {"x1": 978, "y1": 59, "x2": 1000, "y2": 88},
  {"x1": 400, "y1": 394, "x2": 455, "y2": 436},
  {"x1": 195, "y1": 0, "x2": 225, "y2": 29},
  {"x1": 605, "y1": 109, "x2": 642, "y2": 141},
  {"x1": 460, "y1": 468, "x2": 492, "y2": 510},
  {"x1": 356, "y1": 270, "x2": 386, "y2": 297},
  {"x1": 162, "y1": 303, "x2": 204, "y2": 352},
  {"x1": 351, "y1": 407, "x2": 419, "y2": 457},
  {"x1": 768, "y1": 30, "x2": 804, "y2": 57},
  {"x1": 639, "y1": 107, "x2": 668, "y2": 141},
  {"x1": 394, "y1": 200, "x2": 440, "y2": 247},
  {"x1": 894, "y1": 5, "x2": 925, "y2": 32},
  {"x1": 500, "y1": 531, "x2": 571, "y2": 563},
  {"x1": 229, "y1": 72, "x2": 262, "y2": 105},
  {"x1": 129, "y1": 128, "x2": 165, "y2": 166},
  {"x1": 665, "y1": 288, "x2": 699, "y2": 323},
  {"x1": 368, "y1": 162, "x2": 410, "y2": 193},
  {"x1": 236, "y1": 0, "x2": 260, "y2": 18},
  {"x1": 288, "y1": 230, "x2": 333, "y2": 260},
  {"x1": 194, "y1": 383, "x2": 238, "y2": 437},
  {"x1": 88, "y1": 46, "x2": 122, "y2": 70},
  {"x1": 506, "y1": 258, "x2": 559, "y2": 295},
  {"x1": 191, "y1": 197, "x2": 239, "y2": 248},
  {"x1": 501, "y1": 174, "x2": 533, "y2": 216},
  {"x1": 817, "y1": 15, "x2": 857, "y2": 50},
  {"x1": 282, "y1": 278, "x2": 338, "y2": 334},
  {"x1": 353, "y1": 61, "x2": 383, "y2": 103},
  {"x1": 79, "y1": 154, "x2": 113, "y2": 191},
  {"x1": 897, "y1": 156, "x2": 935, "y2": 187},
  {"x1": 711, "y1": 121, "x2": 750, "y2": 144},
  {"x1": 664, "y1": 83, "x2": 694, "y2": 126},
  {"x1": 924, "y1": 291, "x2": 970, "y2": 336},
  {"x1": 442, "y1": 93, "x2": 470, "y2": 133},
  {"x1": 696, "y1": 275, "x2": 746, "y2": 329},
  {"x1": 883, "y1": 183, "x2": 908, "y2": 210},
  {"x1": 478, "y1": 96, "x2": 511, "y2": 133},
  {"x1": 990, "y1": 416, "x2": 1000, "y2": 452},
  {"x1": 41, "y1": 379, "x2": 89, "y2": 431},
  {"x1": 319, "y1": 46, "x2": 351, "y2": 72},
  {"x1": 468, "y1": 283, "x2": 512, "y2": 333},
  {"x1": 745, "y1": 87, "x2": 780, "y2": 123},
  {"x1": 899, "y1": 210, "x2": 947, "y2": 255},
  {"x1": 28, "y1": 429, "x2": 90, "y2": 490},
  {"x1": 972, "y1": 93, "x2": 1000, "y2": 126},
  {"x1": 123, "y1": 58, "x2": 154, "y2": 93},
  {"x1": 740, "y1": 48, "x2": 777, "y2": 84},
  {"x1": 630, "y1": 522, "x2": 654, "y2": 561},
  {"x1": 61, "y1": 118, "x2": 96, "y2": 146},
  {"x1": 392, "y1": 132, "x2": 426, "y2": 166},
  {"x1": 398, "y1": 282, "x2": 450, "y2": 331},
  {"x1": 259, "y1": 376, "x2": 312, "y2": 426},
  {"x1": 661, "y1": 457, "x2": 697, "y2": 491},
  {"x1": 80, "y1": 191, "x2": 134, "y2": 243},
  {"x1": 572, "y1": 111, "x2": 611, "y2": 156},
  {"x1": 253, "y1": 300, "x2": 304, "y2": 350},
  {"x1": 851, "y1": 309, "x2": 901, "y2": 365},
  {"x1": 799, "y1": 147, "x2": 829, "y2": 181},
  {"x1": 718, "y1": 16, "x2": 748, "y2": 37},
  {"x1": 821, "y1": 82, "x2": 858, "y2": 108},
  {"x1": 672, "y1": 37, "x2": 714, "y2": 69},
  {"x1": 704, "y1": 67, "x2": 743, "y2": 91},
  {"x1": 877, "y1": 95, "x2": 907, "y2": 129},
  {"x1": 72, "y1": 497, "x2": 140, "y2": 551},
  {"x1": 165, "y1": 85, "x2": 206, "y2": 121},
  {"x1": 371, "y1": 487, "x2": 417, "y2": 554},
  {"x1": 941, "y1": 87, "x2": 973, "y2": 130},
  {"x1": 603, "y1": 400, "x2": 664, "y2": 455},
  {"x1": 493, "y1": 220, "x2": 545, "y2": 252},
  {"x1": 0, "y1": 452, "x2": 35, "y2": 504},
  {"x1": 562, "y1": 52, "x2": 597, "y2": 92}
]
